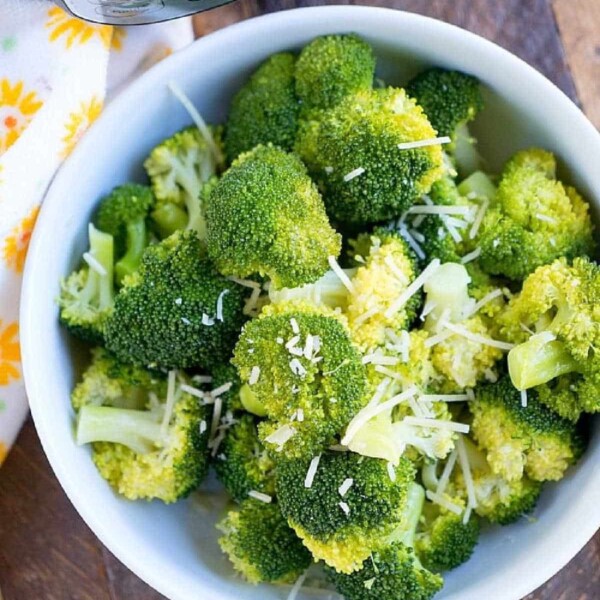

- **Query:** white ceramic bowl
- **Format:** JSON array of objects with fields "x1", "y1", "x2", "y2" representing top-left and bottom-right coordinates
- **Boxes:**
[{"x1": 21, "y1": 6, "x2": 600, "y2": 600}]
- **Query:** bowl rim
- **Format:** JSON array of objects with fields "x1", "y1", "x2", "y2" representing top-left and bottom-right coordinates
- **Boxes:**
[{"x1": 21, "y1": 5, "x2": 600, "y2": 600}]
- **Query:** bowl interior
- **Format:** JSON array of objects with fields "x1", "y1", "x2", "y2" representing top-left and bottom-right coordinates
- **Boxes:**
[{"x1": 21, "y1": 7, "x2": 600, "y2": 600}]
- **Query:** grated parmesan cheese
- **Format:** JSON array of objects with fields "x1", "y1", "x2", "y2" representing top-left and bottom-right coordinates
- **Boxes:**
[
  {"x1": 469, "y1": 198, "x2": 489, "y2": 240},
  {"x1": 456, "y1": 436, "x2": 477, "y2": 511},
  {"x1": 202, "y1": 313, "x2": 215, "y2": 326},
  {"x1": 248, "y1": 366, "x2": 261, "y2": 385},
  {"x1": 216, "y1": 289, "x2": 229, "y2": 321},
  {"x1": 287, "y1": 571, "x2": 308, "y2": 600},
  {"x1": 436, "y1": 447, "x2": 458, "y2": 496},
  {"x1": 521, "y1": 389, "x2": 528, "y2": 408},
  {"x1": 460, "y1": 247, "x2": 482, "y2": 265},
  {"x1": 339, "y1": 501, "x2": 351, "y2": 515},
  {"x1": 426, "y1": 490, "x2": 463, "y2": 515},
  {"x1": 343, "y1": 167, "x2": 365, "y2": 182},
  {"x1": 387, "y1": 462, "x2": 396, "y2": 482},
  {"x1": 83, "y1": 252, "x2": 107, "y2": 277},
  {"x1": 339, "y1": 478, "x2": 354, "y2": 497},
  {"x1": 228, "y1": 276, "x2": 260, "y2": 289},
  {"x1": 403, "y1": 416, "x2": 470, "y2": 434},
  {"x1": 289, "y1": 358, "x2": 307, "y2": 377},
  {"x1": 265, "y1": 424, "x2": 296, "y2": 451},
  {"x1": 160, "y1": 370, "x2": 178, "y2": 440},
  {"x1": 443, "y1": 322, "x2": 515, "y2": 351},
  {"x1": 385, "y1": 259, "x2": 440, "y2": 318},
  {"x1": 304, "y1": 454, "x2": 322, "y2": 488},
  {"x1": 248, "y1": 490, "x2": 272, "y2": 503},
  {"x1": 328, "y1": 255, "x2": 356, "y2": 293},
  {"x1": 211, "y1": 381, "x2": 233, "y2": 397},
  {"x1": 397, "y1": 136, "x2": 451, "y2": 150}
]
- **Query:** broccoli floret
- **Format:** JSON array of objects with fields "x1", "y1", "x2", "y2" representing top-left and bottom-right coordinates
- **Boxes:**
[
  {"x1": 438, "y1": 437, "x2": 543, "y2": 525},
  {"x1": 232, "y1": 302, "x2": 367, "y2": 459},
  {"x1": 206, "y1": 144, "x2": 341, "y2": 289},
  {"x1": 501, "y1": 257, "x2": 600, "y2": 421},
  {"x1": 276, "y1": 450, "x2": 416, "y2": 573},
  {"x1": 71, "y1": 347, "x2": 162, "y2": 411},
  {"x1": 324, "y1": 482, "x2": 443, "y2": 599},
  {"x1": 295, "y1": 34, "x2": 375, "y2": 112},
  {"x1": 218, "y1": 499, "x2": 311, "y2": 584},
  {"x1": 224, "y1": 53, "x2": 300, "y2": 162},
  {"x1": 58, "y1": 224, "x2": 114, "y2": 344},
  {"x1": 214, "y1": 414, "x2": 275, "y2": 503},
  {"x1": 209, "y1": 362, "x2": 243, "y2": 413},
  {"x1": 77, "y1": 373, "x2": 210, "y2": 503},
  {"x1": 478, "y1": 149, "x2": 595, "y2": 280},
  {"x1": 295, "y1": 88, "x2": 444, "y2": 225},
  {"x1": 406, "y1": 68, "x2": 484, "y2": 176},
  {"x1": 144, "y1": 126, "x2": 222, "y2": 240},
  {"x1": 94, "y1": 184, "x2": 155, "y2": 284},
  {"x1": 469, "y1": 376, "x2": 584, "y2": 482},
  {"x1": 105, "y1": 230, "x2": 247, "y2": 370},
  {"x1": 346, "y1": 229, "x2": 421, "y2": 350}
]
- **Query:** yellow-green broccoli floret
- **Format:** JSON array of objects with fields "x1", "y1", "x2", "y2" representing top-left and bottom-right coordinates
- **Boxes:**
[
  {"x1": 206, "y1": 144, "x2": 341, "y2": 289},
  {"x1": 58, "y1": 224, "x2": 114, "y2": 344},
  {"x1": 502, "y1": 257, "x2": 600, "y2": 421},
  {"x1": 144, "y1": 126, "x2": 223, "y2": 239},
  {"x1": 346, "y1": 229, "x2": 421, "y2": 350},
  {"x1": 224, "y1": 53, "x2": 300, "y2": 162},
  {"x1": 218, "y1": 499, "x2": 311, "y2": 584},
  {"x1": 276, "y1": 451, "x2": 417, "y2": 574},
  {"x1": 406, "y1": 68, "x2": 484, "y2": 176},
  {"x1": 323, "y1": 483, "x2": 443, "y2": 599},
  {"x1": 478, "y1": 149, "x2": 595, "y2": 280},
  {"x1": 469, "y1": 377, "x2": 584, "y2": 482},
  {"x1": 214, "y1": 414, "x2": 275, "y2": 503},
  {"x1": 295, "y1": 34, "x2": 375, "y2": 112},
  {"x1": 415, "y1": 498, "x2": 479, "y2": 572},
  {"x1": 232, "y1": 303, "x2": 367, "y2": 459},
  {"x1": 295, "y1": 88, "x2": 444, "y2": 225},
  {"x1": 77, "y1": 374, "x2": 210, "y2": 503},
  {"x1": 94, "y1": 183, "x2": 155, "y2": 284},
  {"x1": 105, "y1": 230, "x2": 247, "y2": 370}
]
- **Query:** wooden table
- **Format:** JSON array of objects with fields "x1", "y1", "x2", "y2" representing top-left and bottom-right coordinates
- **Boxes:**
[{"x1": 1, "y1": 1, "x2": 599, "y2": 598}]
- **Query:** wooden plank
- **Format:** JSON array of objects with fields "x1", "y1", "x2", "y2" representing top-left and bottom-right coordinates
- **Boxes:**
[{"x1": 553, "y1": 0, "x2": 600, "y2": 128}]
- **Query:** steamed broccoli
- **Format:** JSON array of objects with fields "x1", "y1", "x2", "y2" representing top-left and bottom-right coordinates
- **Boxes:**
[
  {"x1": 232, "y1": 302, "x2": 367, "y2": 458},
  {"x1": 224, "y1": 53, "x2": 300, "y2": 162},
  {"x1": 295, "y1": 88, "x2": 444, "y2": 224},
  {"x1": 406, "y1": 68, "x2": 484, "y2": 176},
  {"x1": 105, "y1": 230, "x2": 247, "y2": 370},
  {"x1": 346, "y1": 229, "x2": 421, "y2": 350},
  {"x1": 71, "y1": 347, "x2": 161, "y2": 411},
  {"x1": 76, "y1": 372, "x2": 210, "y2": 502},
  {"x1": 276, "y1": 450, "x2": 416, "y2": 573},
  {"x1": 144, "y1": 126, "x2": 222, "y2": 239},
  {"x1": 206, "y1": 144, "x2": 341, "y2": 289},
  {"x1": 469, "y1": 376, "x2": 584, "y2": 482},
  {"x1": 214, "y1": 414, "x2": 276, "y2": 503},
  {"x1": 209, "y1": 362, "x2": 244, "y2": 413},
  {"x1": 502, "y1": 257, "x2": 600, "y2": 421},
  {"x1": 323, "y1": 483, "x2": 443, "y2": 599},
  {"x1": 415, "y1": 499, "x2": 479, "y2": 572},
  {"x1": 94, "y1": 183, "x2": 154, "y2": 284},
  {"x1": 218, "y1": 499, "x2": 311, "y2": 584},
  {"x1": 478, "y1": 149, "x2": 595, "y2": 280},
  {"x1": 58, "y1": 224, "x2": 114, "y2": 343},
  {"x1": 295, "y1": 34, "x2": 375, "y2": 112}
]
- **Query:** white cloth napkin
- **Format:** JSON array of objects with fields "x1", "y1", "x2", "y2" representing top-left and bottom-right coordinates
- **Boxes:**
[{"x1": 0, "y1": 0, "x2": 193, "y2": 464}]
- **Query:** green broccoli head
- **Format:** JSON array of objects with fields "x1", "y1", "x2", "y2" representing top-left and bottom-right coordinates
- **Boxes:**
[
  {"x1": 71, "y1": 347, "x2": 161, "y2": 411},
  {"x1": 206, "y1": 144, "x2": 341, "y2": 289},
  {"x1": 144, "y1": 126, "x2": 222, "y2": 240},
  {"x1": 77, "y1": 373, "x2": 210, "y2": 503},
  {"x1": 276, "y1": 450, "x2": 416, "y2": 574},
  {"x1": 295, "y1": 34, "x2": 375, "y2": 112},
  {"x1": 469, "y1": 376, "x2": 584, "y2": 482},
  {"x1": 214, "y1": 414, "x2": 276, "y2": 503},
  {"x1": 478, "y1": 149, "x2": 595, "y2": 280},
  {"x1": 406, "y1": 68, "x2": 484, "y2": 176},
  {"x1": 224, "y1": 53, "x2": 300, "y2": 162},
  {"x1": 218, "y1": 498, "x2": 311, "y2": 584},
  {"x1": 232, "y1": 302, "x2": 367, "y2": 459},
  {"x1": 502, "y1": 257, "x2": 600, "y2": 420},
  {"x1": 58, "y1": 224, "x2": 114, "y2": 344},
  {"x1": 105, "y1": 230, "x2": 247, "y2": 370},
  {"x1": 415, "y1": 500, "x2": 479, "y2": 572},
  {"x1": 94, "y1": 183, "x2": 155, "y2": 283},
  {"x1": 295, "y1": 88, "x2": 445, "y2": 225},
  {"x1": 346, "y1": 229, "x2": 421, "y2": 350}
]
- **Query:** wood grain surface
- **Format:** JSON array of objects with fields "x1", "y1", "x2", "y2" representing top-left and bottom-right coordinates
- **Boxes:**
[{"x1": 2, "y1": 1, "x2": 599, "y2": 598}]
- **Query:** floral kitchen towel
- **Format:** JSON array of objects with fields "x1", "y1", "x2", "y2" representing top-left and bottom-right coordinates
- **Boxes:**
[{"x1": 0, "y1": 0, "x2": 193, "y2": 464}]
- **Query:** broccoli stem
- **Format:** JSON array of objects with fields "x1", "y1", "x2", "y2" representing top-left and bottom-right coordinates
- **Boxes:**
[
  {"x1": 453, "y1": 123, "x2": 482, "y2": 177},
  {"x1": 421, "y1": 462, "x2": 439, "y2": 492},
  {"x1": 389, "y1": 483, "x2": 425, "y2": 547},
  {"x1": 76, "y1": 405, "x2": 163, "y2": 454},
  {"x1": 86, "y1": 224, "x2": 114, "y2": 309},
  {"x1": 115, "y1": 218, "x2": 147, "y2": 284},
  {"x1": 239, "y1": 384, "x2": 267, "y2": 417},
  {"x1": 457, "y1": 170, "x2": 497, "y2": 201},
  {"x1": 508, "y1": 337, "x2": 578, "y2": 390},
  {"x1": 152, "y1": 204, "x2": 189, "y2": 239}
]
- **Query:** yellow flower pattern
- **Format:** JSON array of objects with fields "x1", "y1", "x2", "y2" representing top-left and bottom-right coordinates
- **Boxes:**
[
  {"x1": 46, "y1": 6, "x2": 113, "y2": 49},
  {"x1": 61, "y1": 96, "x2": 102, "y2": 158},
  {"x1": 0, "y1": 321, "x2": 20, "y2": 387},
  {"x1": 0, "y1": 441, "x2": 7, "y2": 465},
  {"x1": 2, "y1": 205, "x2": 40, "y2": 274},
  {"x1": 111, "y1": 27, "x2": 127, "y2": 52},
  {"x1": 0, "y1": 79, "x2": 43, "y2": 153}
]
